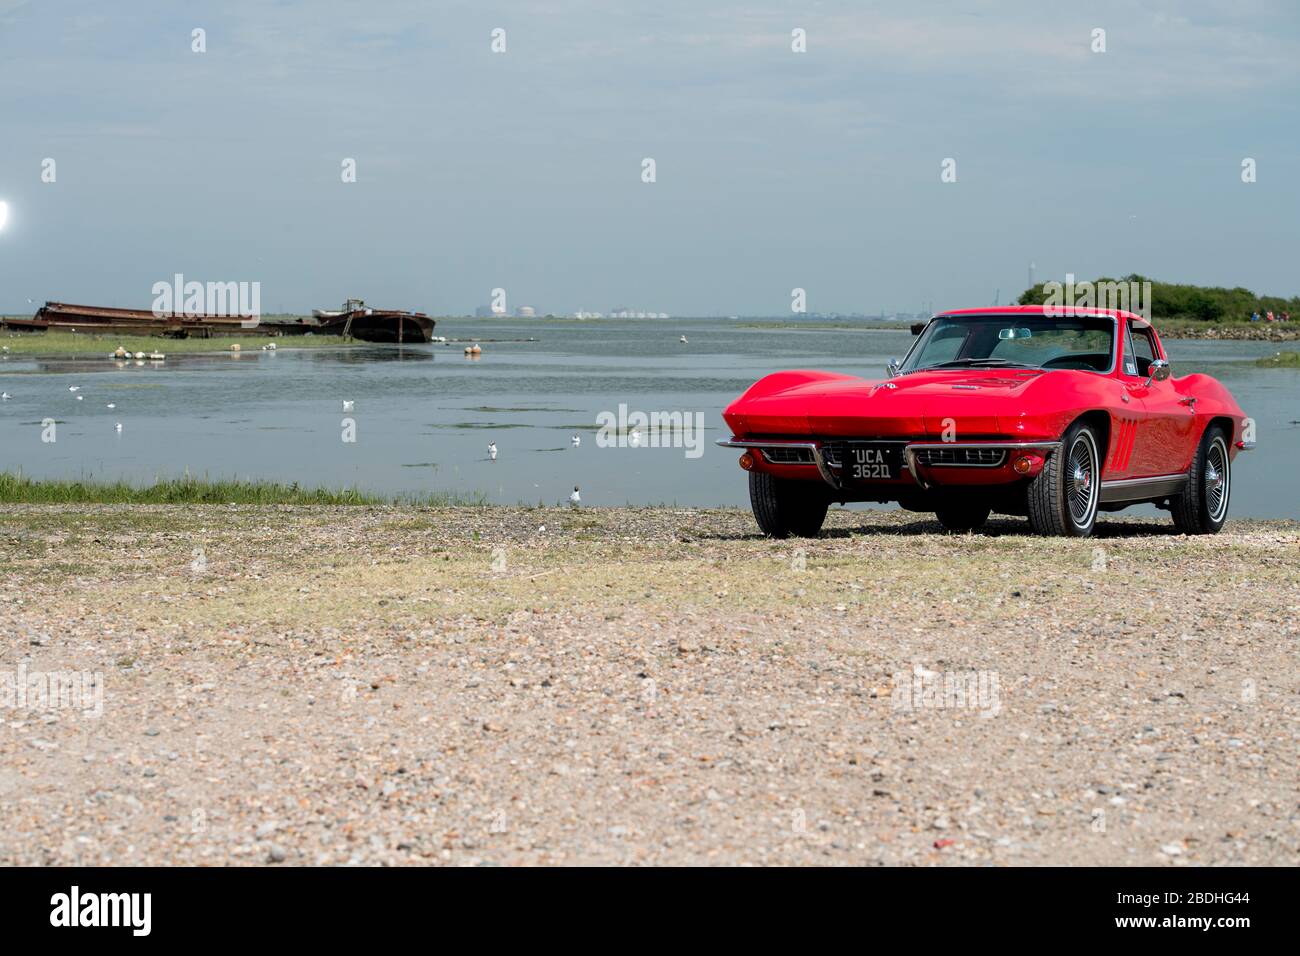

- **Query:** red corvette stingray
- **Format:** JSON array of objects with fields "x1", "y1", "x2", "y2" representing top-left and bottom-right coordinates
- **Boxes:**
[{"x1": 719, "y1": 307, "x2": 1253, "y2": 537}]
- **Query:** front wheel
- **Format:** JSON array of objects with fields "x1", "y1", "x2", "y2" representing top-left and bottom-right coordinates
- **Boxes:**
[
  {"x1": 1027, "y1": 421, "x2": 1100, "y2": 537},
  {"x1": 1170, "y1": 425, "x2": 1231, "y2": 534},
  {"x1": 748, "y1": 472, "x2": 829, "y2": 538}
]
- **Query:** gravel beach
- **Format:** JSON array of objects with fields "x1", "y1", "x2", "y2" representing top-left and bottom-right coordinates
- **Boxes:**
[{"x1": 1, "y1": 504, "x2": 1296, "y2": 866}]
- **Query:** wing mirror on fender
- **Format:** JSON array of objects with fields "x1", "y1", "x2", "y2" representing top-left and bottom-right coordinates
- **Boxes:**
[
  {"x1": 1145, "y1": 359, "x2": 1171, "y2": 386},
  {"x1": 886, "y1": 358, "x2": 902, "y2": 378}
]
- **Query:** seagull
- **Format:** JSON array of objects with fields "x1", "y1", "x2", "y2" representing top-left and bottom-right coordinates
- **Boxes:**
[
  {"x1": 1, "y1": 392, "x2": 10, "y2": 400},
  {"x1": 68, "y1": 386, "x2": 80, "y2": 393},
  {"x1": 571, "y1": 434, "x2": 581, "y2": 447},
  {"x1": 75, "y1": 395, "x2": 83, "y2": 401},
  {"x1": 680, "y1": 335, "x2": 688, "y2": 344},
  {"x1": 105, "y1": 403, "x2": 116, "y2": 409},
  {"x1": 568, "y1": 486, "x2": 581, "y2": 506},
  {"x1": 114, "y1": 422, "x2": 123, "y2": 433},
  {"x1": 488, "y1": 442, "x2": 498, "y2": 461},
  {"x1": 342, "y1": 400, "x2": 354, "y2": 411},
  {"x1": 537, "y1": 524, "x2": 546, "y2": 534},
  {"x1": 629, "y1": 427, "x2": 641, "y2": 447}
]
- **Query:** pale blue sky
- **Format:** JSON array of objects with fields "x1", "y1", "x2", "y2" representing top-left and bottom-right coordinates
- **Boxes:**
[{"x1": 1, "y1": 0, "x2": 1297, "y2": 315}]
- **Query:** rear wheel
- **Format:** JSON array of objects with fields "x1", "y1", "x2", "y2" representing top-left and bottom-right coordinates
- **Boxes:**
[
  {"x1": 1027, "y1": 421, "x2": 1100, "y2": 537},
  {"x1": 748, "y1": 472, "x2": 829, "y2": 538},
  {"x1": 1170, "y1": 425, "x2": 1231, "y2": 534},
  {"x1": 934, "y1": 499, "x2": 991, "y2": 532}
]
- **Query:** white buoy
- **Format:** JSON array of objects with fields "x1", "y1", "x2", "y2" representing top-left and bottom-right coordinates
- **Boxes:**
[
  {"x1": 106, "y1": 403, "x2": 116, "y2": 409},
  {"x1": 76, "y1": 395, "x2": 83, "y2": 401}
]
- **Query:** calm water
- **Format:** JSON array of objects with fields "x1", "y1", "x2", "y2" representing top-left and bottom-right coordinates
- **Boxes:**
[{"x1": 1, "y1": 318, "x2": 1297, "y2": 518}]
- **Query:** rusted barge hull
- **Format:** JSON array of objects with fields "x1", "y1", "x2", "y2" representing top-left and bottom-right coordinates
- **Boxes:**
[
  {"x1": 4, "y1": 301, "x2": 436, "y2": 344},
  {"x1": 313, "y1": 309, "x2": 436, "y2": 343},
  {"x1": 4, "y1": 302, "x2": 294, "y2": 338}
]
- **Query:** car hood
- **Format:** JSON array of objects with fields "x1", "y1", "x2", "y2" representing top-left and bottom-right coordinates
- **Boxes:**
[{"x1": 723, "y1": 367, "x2": 1046, "y2": 438}]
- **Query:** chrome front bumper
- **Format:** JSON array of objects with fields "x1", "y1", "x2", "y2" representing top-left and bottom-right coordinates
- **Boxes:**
[{"x1": 717, "y1": 437, "x2": 1063, "y2": 491}]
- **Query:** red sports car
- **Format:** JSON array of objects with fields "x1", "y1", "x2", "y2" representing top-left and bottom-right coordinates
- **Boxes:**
[{"x1": 719, "y1": 306, "x2": 1253, "y2": 537}]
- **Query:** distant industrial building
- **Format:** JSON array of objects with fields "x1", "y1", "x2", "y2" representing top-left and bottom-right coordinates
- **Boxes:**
[{"x1": 608, "y1": 308, "x2": 669, "y2": 318}]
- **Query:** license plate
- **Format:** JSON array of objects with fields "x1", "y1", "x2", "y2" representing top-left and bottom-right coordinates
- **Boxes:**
[{"x1": 846, "y1": 442, "x2": 901, "y2": 481}]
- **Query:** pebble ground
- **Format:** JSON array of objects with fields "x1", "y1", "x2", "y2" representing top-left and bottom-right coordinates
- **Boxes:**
[{"x1": 1, "y1": 504, "x2": 1296, "y2": 865}]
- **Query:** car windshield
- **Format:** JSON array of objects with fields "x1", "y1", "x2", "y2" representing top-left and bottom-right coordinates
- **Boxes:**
[{"x1": 901, "y1": 315, "x2": 1115, "y2": 373}]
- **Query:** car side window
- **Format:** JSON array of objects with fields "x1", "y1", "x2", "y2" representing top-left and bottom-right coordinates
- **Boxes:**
[
  {"x1": 1121, "y1": 324, "x2": 1139, "y2": 376},
  {"x1": 1130, "y1": 326, "x2": 1158, "y2": 376}
]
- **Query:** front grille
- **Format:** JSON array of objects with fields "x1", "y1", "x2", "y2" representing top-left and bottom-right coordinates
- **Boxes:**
[
  {"x1": 761, "y1": 446, "x2": 814, "y2": 464},
  {"x1": 913, "y1": 447, "x2": 1007, "y2": 467}
]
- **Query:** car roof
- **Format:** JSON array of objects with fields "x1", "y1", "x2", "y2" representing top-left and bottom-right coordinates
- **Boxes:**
[{"x1": 934, "y1": 305, "x2": 1150, "y2": 325}]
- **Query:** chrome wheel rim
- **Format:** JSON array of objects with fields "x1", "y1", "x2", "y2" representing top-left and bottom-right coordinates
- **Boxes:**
[
  {"x1": 1066, "y1": 431, "x2": 1099, "y2": 528},
  {"x1": 1205, "y1": 436, "x2": 1230, "y2": 523}
]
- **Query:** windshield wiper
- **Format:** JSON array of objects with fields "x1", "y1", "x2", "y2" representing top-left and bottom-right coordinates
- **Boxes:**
[{"x1": 926, "y1": 358, "x2": 1039, "y2": 370}]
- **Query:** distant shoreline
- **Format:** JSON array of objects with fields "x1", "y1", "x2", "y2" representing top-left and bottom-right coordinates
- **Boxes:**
[{"x1": 5, "y1": 315, "x2": 1298, "y2": 356}]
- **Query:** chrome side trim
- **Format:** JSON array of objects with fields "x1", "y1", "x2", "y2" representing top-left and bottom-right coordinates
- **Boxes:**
[
  {"x1": 1098, "y1": 472, "x2": 1188, "y2": 503},
  {"x1": 716, "y1": 438, "x2": 818, "y2": 452},
  {"x1": 903, "y1": 441, "x2": 1062, "y2": 490},
  {"x1": 720, "y1": 437, "x2": 1066, "y2": 493},
  {"x1": 810, "y1": 444, "x2": 843, "y2": 490},
  {"x1": 715, "y1": 438, "x2": 842, "y2": 490},
  {"x1": 1237, "y1": 440, "x2": 1256, "y2": 451}
]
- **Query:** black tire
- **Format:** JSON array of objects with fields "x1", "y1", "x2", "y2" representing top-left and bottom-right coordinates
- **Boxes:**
[
  {"x1": 1027, "y1": 421, "x2": 1100, "y2": 537},
  {"x1": 1170, "y1": 425, "x2": 1231, "y2": 534},
  {"x1": 934, "y1": 499, "x2": 991, "y2": 532},
  {"x1": 748, "y1": 471, "x2": 829, "y2": 538}
]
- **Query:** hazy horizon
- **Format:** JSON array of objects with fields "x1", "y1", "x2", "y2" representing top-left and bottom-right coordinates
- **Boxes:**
[{"x1": 2, "y1": 0, "x2": 1297, "y2": 316}]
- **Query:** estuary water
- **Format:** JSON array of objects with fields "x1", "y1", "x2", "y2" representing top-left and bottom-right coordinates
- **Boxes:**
[{"x1": 1, "y1": 317, "x2": 1296, "y2": 518}]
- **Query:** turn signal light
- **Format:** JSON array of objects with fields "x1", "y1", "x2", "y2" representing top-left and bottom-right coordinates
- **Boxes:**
[
  {"x1": 1012, "y1": 453, "x2": 1046, "y2": 476},
  {"x1": 738, "y1": 452, "x2": 755, "y2": 471}
]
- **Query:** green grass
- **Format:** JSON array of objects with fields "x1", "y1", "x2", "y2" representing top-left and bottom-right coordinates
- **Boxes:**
[
  {"x1": 0, "y1": 472, "x2": 486, "y2": 506},
  {"x1": 0, "y1": 328, "x2": 356, "y2": 356},
  {"x1": 1255, "y1": 351, "x2": 1300, "y2": 367}
]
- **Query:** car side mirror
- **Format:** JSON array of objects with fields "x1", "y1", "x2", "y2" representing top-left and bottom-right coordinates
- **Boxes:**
[
  {"x1": 1145, "y1": 358, "x2": 1171, "y2": 386},
  {"x1": 886, "y1": 358, "x2": 902, "y2": 378}
]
